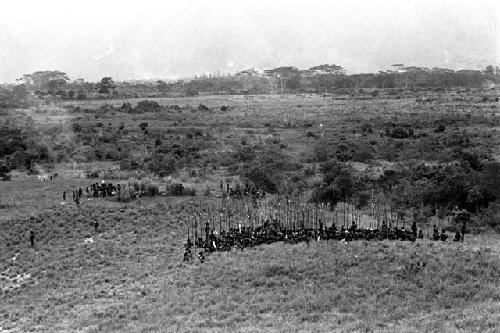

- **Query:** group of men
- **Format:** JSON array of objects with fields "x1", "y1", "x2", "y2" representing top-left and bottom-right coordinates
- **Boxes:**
[
  {"x1": 62, "y1": 188, "x2": 84, "y2": 205},
  {"x1": 63, "y1": 182, "x2": 120, "y2": 205},
  {"x1": 432, "y1": 224, "x2": 466, "y2": 242},
  {"x1": 220, "y1": 181, "x2": 266, "y2": 200},
  {"x1": 88, "y1": 182, "x2": 119, "y2": 198},
  {"x1": 183, "y1": 217, "x2": 468, "y2": 262}
]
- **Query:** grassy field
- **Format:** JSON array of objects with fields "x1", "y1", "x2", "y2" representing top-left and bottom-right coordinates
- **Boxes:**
[
  {"x1": 1, "y1": 92, "x2": 500, "y2": 332},
  {"x1": 1, "y1": 179, "x2": 500, "y2": 332}
]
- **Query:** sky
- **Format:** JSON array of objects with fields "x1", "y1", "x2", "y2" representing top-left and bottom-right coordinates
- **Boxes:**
[{"x1": 0, "y1": 0, "x2": 498, "y2": 82}]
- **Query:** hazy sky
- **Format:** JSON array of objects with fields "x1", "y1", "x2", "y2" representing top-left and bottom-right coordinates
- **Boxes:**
[{"x1": 0, "y1": 0, "x2": 498, "y2": 82}]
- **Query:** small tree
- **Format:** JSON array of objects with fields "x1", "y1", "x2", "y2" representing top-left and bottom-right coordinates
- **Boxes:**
[
  {"x1": 0, "y1": 163, "x2": 11, "y2": 180},
  {"x1": 98, "y1": 77, "x2": 115, "y2": 95}
]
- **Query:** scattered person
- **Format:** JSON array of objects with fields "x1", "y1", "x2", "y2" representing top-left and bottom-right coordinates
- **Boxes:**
[
  {"x1": 418, "y1": 230, "x2": 423, "y2": 239},
  {"x1": 439, "y1": 229, "x2": 448, "y2": 242},
  {"x1": 411, "y1": 221, "x2": 417, "y2": 237},
  {"x1": 29, "y1": 230, "x2": 35, "y2": 247},
  {"x1": 433, "y1": 225, "x2": 439, "y2": 241}
]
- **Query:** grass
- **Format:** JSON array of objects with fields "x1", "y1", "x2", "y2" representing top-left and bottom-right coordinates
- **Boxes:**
[
  {"x1": 1, "y1": 92, "x2": 500, "y2": 332},
  {"x1": 1, "y1": 188, "x2": 499, "y2": 332}
]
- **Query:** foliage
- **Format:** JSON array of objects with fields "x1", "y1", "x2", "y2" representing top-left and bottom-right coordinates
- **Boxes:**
[
  {"x1": 133, "y1": 100, "x2": 162, "y2": 113},
  {"x1": 98, "y1": 77, "x2": 115, "y2": 94},
  {"x1": 0, "y1": 162, "x2": 11, "y2": 180}
]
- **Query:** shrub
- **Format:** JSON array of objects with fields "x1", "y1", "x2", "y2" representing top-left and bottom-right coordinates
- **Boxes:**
[
  {"x1": 435, "y1": 124, "x2": 446, "y2": 133},
  {"x1": 352, "y1": 144, "x2": 374, "y2": 163},
  {"x1": 72, "y1": 123, "x2": 82, "y2": 133},
  {"x1": 198, "y1": 104, "x2": 209, "y2": 111},
  {"x1": 304, "y1": 166, "x2": 315, "y2": 176},
  {"x1": 147, "y1": 154, "x2": 177, "y2": 177},
  {"x1": 185, "y1": 88, "x2": 198, "y2": 97},
  {"x1": 0, "y1": 163, "x2": 11, "y2": 180},
  {"x1": 165, "y1": 183, "x2": 196, "y2": 196},
  {"x1": 390, "y1": 127, "x2": 409, "y2": 139},
  {"x1": 126, "y1": 178, "x2": 159, "y2": 198},
  {"x1": 360, "y1": 123, "x2": 373, "y2": 134},
  {"x1": 134, "y1": 100, "x2": 162, "y2": 113}
]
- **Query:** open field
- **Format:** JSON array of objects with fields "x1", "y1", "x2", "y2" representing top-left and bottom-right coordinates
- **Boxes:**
[
  {"x1": 1, "y1": 92, "x2": 500, "y2": 332},
  {"x1": 1, "y1": 188, "x2": 500, "y2": 332}
]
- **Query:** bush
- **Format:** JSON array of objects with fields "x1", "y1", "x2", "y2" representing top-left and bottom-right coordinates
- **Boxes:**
[
  {"x1": 72, "y1": 123, "x2": 82, "y2": 133},
  {"x1": 435, "y1": 124, "x2": 446, "y2": 133},
  {"x1": 198, "y1": 104, "x2": 209, "y2": 111},
  {"x1": 390, "y1": 127, "x2": 409, "y2": 139},
  {"x1": 243, "y1": 166, "x2": 278, "y2": 193},
  {"x1": 147, "y1": 154, "x2": 177, "y2": 177},
  {"x1": 165, "y1": 183, "x2": 196, "y2": 196},
  {"x1": 304, "y1": 166, "x2": 315, "y2": 176},
  {"x1": 352, "y1": 144, "x2": 374, "y2": 163},
  {"x1": 185, "y1": 88, "x2": 198, "y2": 97},
  {"x1": 126, "y1": 178, "x2": 159, "y2": 198},
  {"x1": 0, "y1": 163, "x2": 11, "y2": 180},
  {"x1": 134, "y1": 100, "x2": 162, "y2": 113},
  {"x1": 360, "y1": 123, "x2": 373, "y2": 134},
  {"x1": 478, "y1": 203, "x2": 500, "y2": 232}
]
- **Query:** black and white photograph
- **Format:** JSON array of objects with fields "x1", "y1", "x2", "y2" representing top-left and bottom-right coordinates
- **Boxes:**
[{"x1": 0, "y1": 0, "x2": 499, "y2": 331}]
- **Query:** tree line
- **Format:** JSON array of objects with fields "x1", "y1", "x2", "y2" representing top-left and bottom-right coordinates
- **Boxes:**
[{"x1": 0, "y1": 64, "x2": 499, "y2": 104}]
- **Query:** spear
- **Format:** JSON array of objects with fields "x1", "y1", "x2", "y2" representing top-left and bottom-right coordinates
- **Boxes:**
[
  {"x1": 306, "y1": 207, "x2": 309, "y2": 229},
  {"x1": 228, "y1": 199, "x2": 231, "y2": 231},
  {"x1": 343, "y1": 195, "x2": 346, "y2": 227},
  {"x1": 185, "y1": 206, "x2": 189, "y2": 240},
  {"x1": 194, "y1": 202, "x2": 198, "y2": 246},
  {"x1": 219, "y1": 209, "x2": 222, "y2": 234},
  {"x1": 301, "y1": 206, "x2": 305, "y2": 229}
]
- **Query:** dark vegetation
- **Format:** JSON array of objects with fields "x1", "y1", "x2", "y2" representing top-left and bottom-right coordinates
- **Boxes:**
[
  {"x1": 1, "y1": 65, "x2": 498, "y2": 103},
  {"x1": 0, "y1": 71, "x2": 499, "y2": 229}
]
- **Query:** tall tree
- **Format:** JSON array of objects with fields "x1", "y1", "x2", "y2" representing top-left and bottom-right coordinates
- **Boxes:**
[
  {"x1": 19, "y1": 71, "x2": 69, "y2": 91},
  {"x1": 98, "y1": 77, "x2": 116, "y2": 95},
  {"x1": 308, "y1": 64, "x2": 346, "y2": 75}
]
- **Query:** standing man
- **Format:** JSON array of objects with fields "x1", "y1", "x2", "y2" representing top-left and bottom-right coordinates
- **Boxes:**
[
  {"x1": 29, "y1": 230, "x2": 35, "y2": 247},
  {"x1": 411, "y1": 221, "x2": 417, "y2": 238},
  {"x1": 432, "y1": 225, "x2": 439, "y2": 241},
  {"x1": 205, "y1": 221, "x2": 210, "y2": 248}
]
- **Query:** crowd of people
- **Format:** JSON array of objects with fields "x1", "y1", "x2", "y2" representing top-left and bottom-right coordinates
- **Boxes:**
[
  {"x1": 62, "y1": 181, "x2": 121, "y2": 205},
  {"x1": 183, "y1": 218, "x2": 467, "y2": 262},
  {"x1": 221, "y1": 181, "x2": 266, "y2": 200}
]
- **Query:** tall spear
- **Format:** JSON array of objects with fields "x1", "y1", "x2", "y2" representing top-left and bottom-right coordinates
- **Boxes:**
[
  {"x1": 185, "y1": 206, "x2": 189, "y2": 240},
  {"x1": 228, "y1": 199, "x2": 231, "y2": 231},
  {"x1": 219, "y1": 209, "x2": 222, "y2": 234},
  {"x1": 301, "y1": 205, "x2": 305, "y2": 229},
  {"x1": 194, "y1": 202, "x2": 198, "y2": 245},
  {"x1": 343, "y1": 195, "x2": 346, "y2": 227}
]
